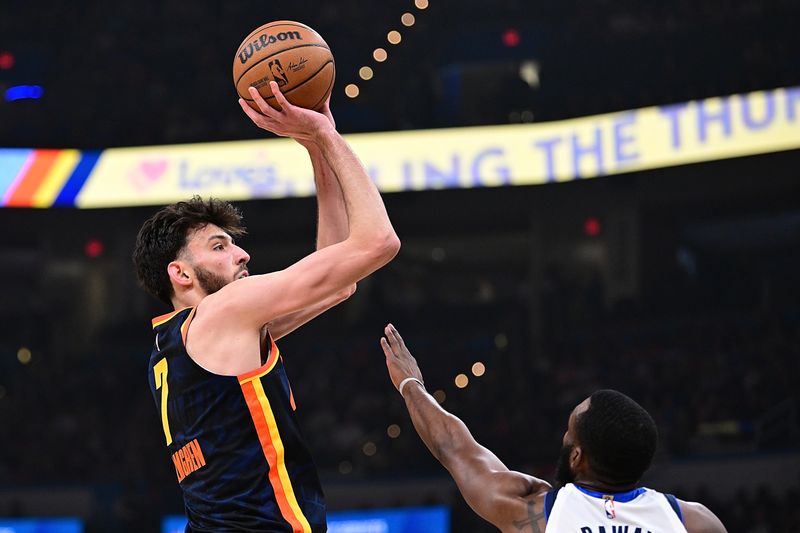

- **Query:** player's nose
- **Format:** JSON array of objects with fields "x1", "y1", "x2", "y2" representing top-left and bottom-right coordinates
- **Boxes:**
[{"x1": 235, "y1": 246, "x2": 250, "y2": 265}]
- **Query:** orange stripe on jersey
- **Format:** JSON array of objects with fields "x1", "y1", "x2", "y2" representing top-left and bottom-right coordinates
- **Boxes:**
[
  {"x1": 151, "y1": 307, "x2": 193, "y2": 329},
  {"x1": 180, "y1": 307, "x2": 197, "y2": 345},
  {"x1": 241, "y1": 379, "x2": 312, "y2": 533},
  {"x1": 238, "y1": 333, "x2": 281, "y2": 384}
]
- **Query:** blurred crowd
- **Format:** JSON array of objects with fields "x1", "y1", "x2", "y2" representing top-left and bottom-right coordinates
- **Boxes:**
[
  {"x1": 1, "y1": 0, "x2": 797, "y2": 147},
  {"x1": 0, "y1": 261, "x2": 797, "y2": 531}
]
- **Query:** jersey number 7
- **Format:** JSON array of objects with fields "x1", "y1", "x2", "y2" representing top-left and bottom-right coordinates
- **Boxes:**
[{"x1": 154, "y1": 358, "x2": 173, "y2": 446}]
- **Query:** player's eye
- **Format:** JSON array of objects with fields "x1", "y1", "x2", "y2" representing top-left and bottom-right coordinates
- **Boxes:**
[{"x1": 213, "y1": 244, "x2": 224, "y2": 251}]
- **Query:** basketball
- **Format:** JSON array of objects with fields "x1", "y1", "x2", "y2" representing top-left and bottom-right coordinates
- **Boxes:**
[{"x1": 233, "y1": 21, "x2": 335, "y2": 112}]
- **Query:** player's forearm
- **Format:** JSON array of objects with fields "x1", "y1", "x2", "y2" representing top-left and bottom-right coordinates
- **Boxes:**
[
  {"x1": 307, "y1": 144, "x2": 349, "y2": 250},
  {"x1": 402, "y1": 382, "x2": 473, "y2": 467},
  {"x1": 314, "y1": 130, "x2": 397, "y2": 250}
]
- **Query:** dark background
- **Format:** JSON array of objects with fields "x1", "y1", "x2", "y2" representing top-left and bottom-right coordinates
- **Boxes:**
[{"x1": 1, "y1": 0, "x2": 799, "y2": 531}]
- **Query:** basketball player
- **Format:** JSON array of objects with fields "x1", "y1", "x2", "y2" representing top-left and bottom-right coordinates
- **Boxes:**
[
  {"x1": 380, "y1": 324, "x2": 727, "y2": 533},
  {"x1": 132, "y1": 82, "x2": 400, "y2": 533}
]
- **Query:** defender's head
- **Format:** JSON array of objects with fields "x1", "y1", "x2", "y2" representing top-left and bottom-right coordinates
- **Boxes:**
[
  {"x1": 133, "y1": 196, "x2": 249, "y2": 306},
  {"x1": 556, "y1": 389, "x2": 658, "y2": 488}
]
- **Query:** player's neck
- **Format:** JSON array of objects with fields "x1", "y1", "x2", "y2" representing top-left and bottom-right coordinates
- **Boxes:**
[
  {"x1": 573, "y1": 478, "x2": 638, "y2": 494},
  {"x1": 171, "y1": 289, "x2": 206, "y2": 310}
]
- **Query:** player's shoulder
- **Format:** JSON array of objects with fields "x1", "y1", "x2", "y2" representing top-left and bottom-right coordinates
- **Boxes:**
[{"x1": 678, "y1": 499, "x2": 728, "y2": 533}]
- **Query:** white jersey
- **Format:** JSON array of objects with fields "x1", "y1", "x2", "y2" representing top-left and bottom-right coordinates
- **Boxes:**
[{"x1": 545, "y1": 483, "x2": 687, "y2": 533}]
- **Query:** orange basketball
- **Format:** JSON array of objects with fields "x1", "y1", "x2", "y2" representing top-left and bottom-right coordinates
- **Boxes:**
[{"x1": 233, "y1": 21, "x2": 335, "y2": 112}]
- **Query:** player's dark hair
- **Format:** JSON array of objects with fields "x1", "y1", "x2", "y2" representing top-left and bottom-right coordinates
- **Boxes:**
[
  {"x1": 575, "y1": 389, "x2": 658, "y2": 486},
  {"x1": 133, "y1": 196, "x2": 246, "y2": 305}
]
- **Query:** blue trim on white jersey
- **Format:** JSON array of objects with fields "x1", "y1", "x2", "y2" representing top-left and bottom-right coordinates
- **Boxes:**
[
  {"x1": 544, "y1": 488, "x2": 561, "y2": 521},
  {"x1": 664, "y1": 493, "x2": 684, "y2": 522},
  {"x1": 574, "y1": 485, "x2": 646, "y2": 503}
]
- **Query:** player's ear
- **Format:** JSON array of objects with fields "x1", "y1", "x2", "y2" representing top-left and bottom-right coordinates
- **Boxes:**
[
  {"x1": 570, "y1": 445, "x2": 584, "y2": 470},
  {"x1": 168, "y1": 260, "x2": 193, "y2": 289}
]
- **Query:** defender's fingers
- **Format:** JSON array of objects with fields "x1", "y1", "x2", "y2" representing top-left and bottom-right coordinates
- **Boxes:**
[
  {"x1": 388, "y1": 327, "x2": 404, "y2": 352},
  {"x1": 389, "y1": 324, "x2": 406, "y2": 349},
  {"x1": 380, "y1": 337, "x2": 393, "y2": 357}
]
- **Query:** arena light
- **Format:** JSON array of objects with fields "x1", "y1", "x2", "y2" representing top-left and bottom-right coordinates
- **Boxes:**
[
  {"x1": 433, "y1": 389, "x2": 446, "y2": 403},
  {"x1": 471, "y1": 362, "x2": 486, "y2": 377},
  {"x1": 344, "y1": 83, "x2": 360, "y2": 98},
  {"x1": 84, "y1": 238, "x2": 104, "y2": 258},
  {"x1": 373, "y1": 48, "x2": 388, "y2": 62},
  {"x1": 0, "y1": 51, "x2": 14, "y2": 70},
  {"x1": 362, "y1": 441, "x2": 377, "y2": 456},
  {"x1": 584, "y1": 216, "x2": 602, "y2": 237},
  {"x1": 359, "y1": 66, "x2": 374, "y2": 81},
  {"x1": 350, "y1": 5, "x2": 425, "y2": 99},
  {"x1": 17, "y1": 347, "x2": 32, "y2": 364},
  {"x1": 5, "y1": 85, "x2": 43, "y2": 102},
  {"x1": 454, "y1": 373, "x2": 469, "y2": 389},
  {"x1": 502, "y1": 28, "x2": 521, "y2": 47},
  {"x1": 387, "y1": 424, "x2": 401, "y2": 438}
]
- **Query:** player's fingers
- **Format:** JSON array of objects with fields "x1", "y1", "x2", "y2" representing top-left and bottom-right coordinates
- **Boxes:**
[
  {"x1": 385, "y1": 324, "x2": 399, "y2": 348},
  {"x1": 269, "y1": 81, "x2": 291, "y2": 111},
  {"x1": 380, "y1": 337, "x2": 393, "y2": 357},
  {"x1": 239, "y1": 99, "x2": 268, "y2": 123},
  {"x1": 248, "y1": 87, "x2": 279, "y2": 116},
  {"x1": 389, "y1": 324, "x2": 407, "y2": 350}
]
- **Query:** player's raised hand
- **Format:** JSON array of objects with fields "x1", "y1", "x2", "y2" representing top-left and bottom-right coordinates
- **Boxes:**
[
  {"x1": 380, "y1": 324, "x2": 425, "y2": 394},
  {"x1": 239, "y1": 81, "x2": 334, "y2": 143}
]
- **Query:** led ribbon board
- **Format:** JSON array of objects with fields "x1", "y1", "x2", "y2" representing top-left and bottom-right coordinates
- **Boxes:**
[{"x1": 1, "y1": 87, "x2": 798, "y2": 208}]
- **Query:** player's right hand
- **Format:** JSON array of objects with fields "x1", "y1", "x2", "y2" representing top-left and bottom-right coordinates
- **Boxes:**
[
  {"x1": 380, "y1": 324, "x2": 425, "y2": 393},
  {"x1": 240, "y1": 81, "x2": 334, "y2": 143}
]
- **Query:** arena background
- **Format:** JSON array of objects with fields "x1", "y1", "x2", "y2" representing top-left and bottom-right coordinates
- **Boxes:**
[{"x1": 1, "y1": 0, "x2": 799, "y2": 531}]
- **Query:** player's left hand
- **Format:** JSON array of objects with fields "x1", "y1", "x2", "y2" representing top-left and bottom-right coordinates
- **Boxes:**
[{"x1": 380, "y1": 324, "x2": 424, "y2": 393}]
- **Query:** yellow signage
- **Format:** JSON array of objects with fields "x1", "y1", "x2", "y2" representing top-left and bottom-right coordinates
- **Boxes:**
[{"x1": 73, "y1": 86, "x2": 800, "y2": 208}]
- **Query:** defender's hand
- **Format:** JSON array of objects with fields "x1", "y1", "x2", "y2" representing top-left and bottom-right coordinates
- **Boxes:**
[{"x1": 380, "y1": 324, "x2": 424, "y2": 393}]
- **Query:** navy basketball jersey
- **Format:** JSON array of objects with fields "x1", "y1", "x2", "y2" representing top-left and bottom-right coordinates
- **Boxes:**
[{"x1": 147, "y1": 307, "x2": 326, "y2": 533}]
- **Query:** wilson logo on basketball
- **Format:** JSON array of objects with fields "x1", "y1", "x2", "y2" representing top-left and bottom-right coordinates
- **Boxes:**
[{"x1": 238, "y1": 31, "x2": 303, "y2": 64}]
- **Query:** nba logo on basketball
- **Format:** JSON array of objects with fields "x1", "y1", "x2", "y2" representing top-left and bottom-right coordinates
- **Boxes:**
[
  {"x1": 604, "y1": 498, "x2": 616, "y2": 519},
  {"x1": 268, "y1": 59, "x2": 289, "y2": 87}
]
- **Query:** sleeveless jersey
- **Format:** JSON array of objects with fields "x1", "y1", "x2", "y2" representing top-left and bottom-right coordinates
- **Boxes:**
[
  {"x1": 147, "y1": 307, "x2": 326, "y2": 533},
  {"x1": 544, "y1": 483, "x2": 687, "y2": 533}
]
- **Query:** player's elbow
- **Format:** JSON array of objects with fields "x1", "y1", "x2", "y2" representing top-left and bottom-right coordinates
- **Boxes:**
[
  {"x1": 336, "y1": 283, "x2": 357, "y2": 302},
  {"x1": 375, "y1": 230, "x2": 401, "y2": 262},
  {"x1": 350, "y1": 229, "x2": 400, "y2": 266}
]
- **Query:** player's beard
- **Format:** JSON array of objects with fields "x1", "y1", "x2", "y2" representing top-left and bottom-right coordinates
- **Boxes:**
[
  {"x1": 555, "y1": 443, "x2": 576, "y2": 487},
  {"x1": 194, "y1": 265, "x2": 232, "y2": 295}
]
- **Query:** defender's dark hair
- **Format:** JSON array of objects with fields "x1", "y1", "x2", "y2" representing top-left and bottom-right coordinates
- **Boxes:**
[
  {"x1": 575, "y1": 389, "x2": 658, "y2": 486},
  {"x1": 133, "y1": 196, "x2": 246, "y2": 304}
]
